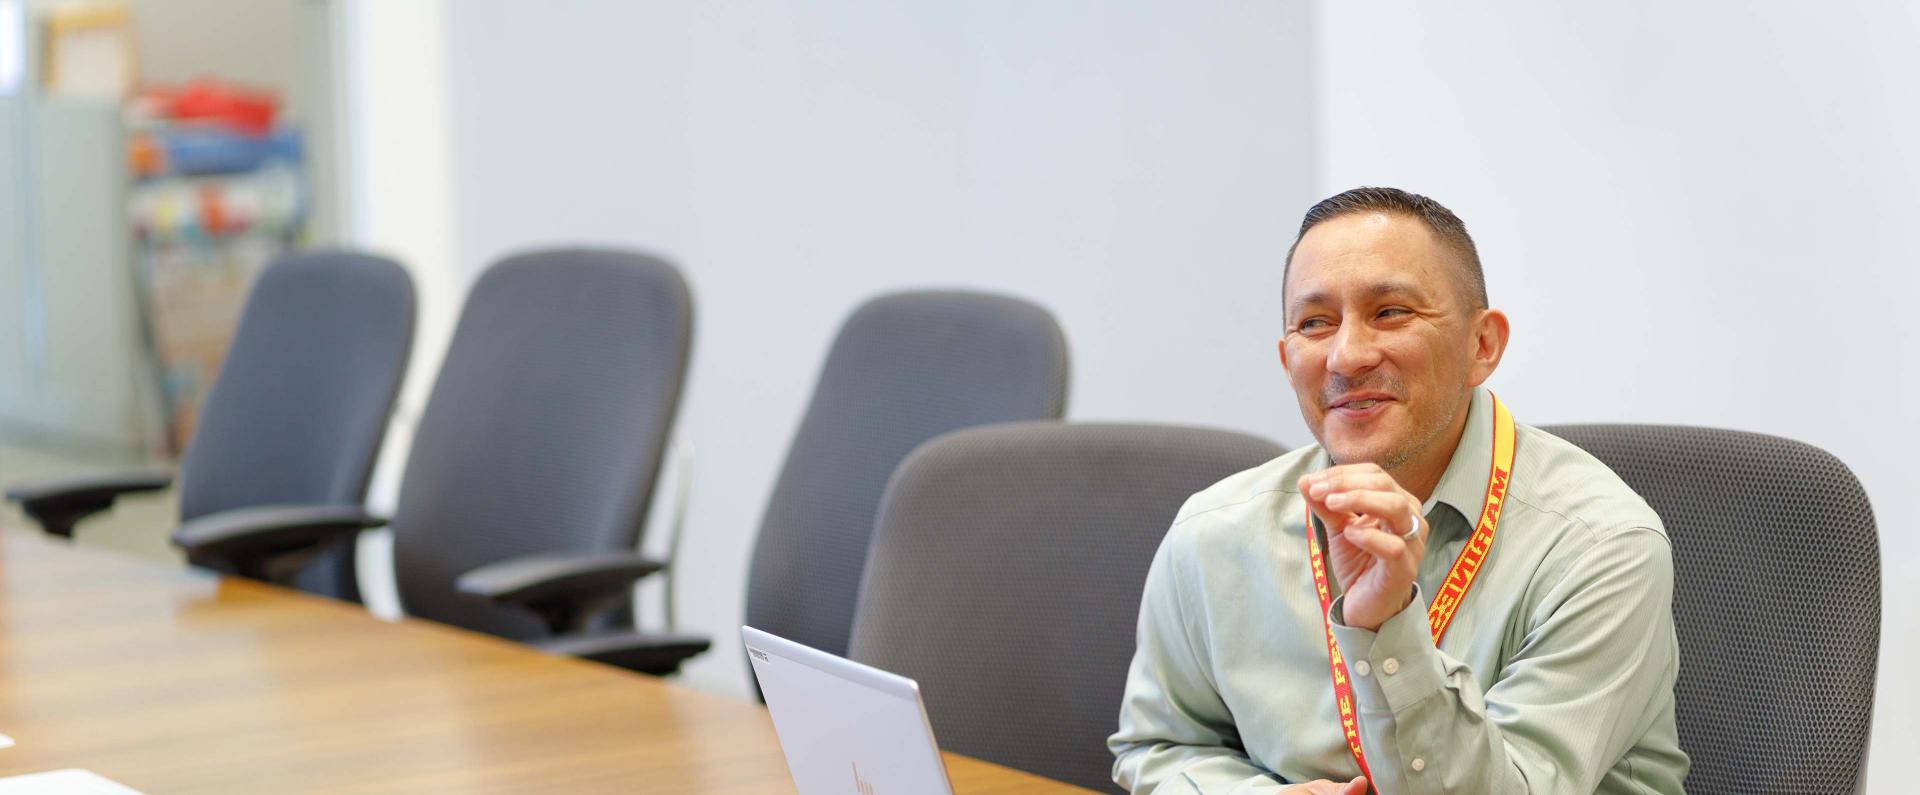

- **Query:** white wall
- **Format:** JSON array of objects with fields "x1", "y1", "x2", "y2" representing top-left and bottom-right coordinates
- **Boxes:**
[
  {"x1": 334, "y1": 0, "x2": 459, "y2": 616},
  {"x1": 1314, "y1": 2, "x2": 1918, "y2": 788},
  {"x1": 441, "y1": 1, "x2": 1316, "y2": 694}
]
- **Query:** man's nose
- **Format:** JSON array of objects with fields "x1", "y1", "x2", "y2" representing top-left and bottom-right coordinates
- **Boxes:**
[{"x1": 1326, "y1": 319, "x2": 1385, "y2": 377}]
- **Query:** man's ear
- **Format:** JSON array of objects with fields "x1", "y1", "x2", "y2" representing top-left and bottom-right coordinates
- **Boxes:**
[
  {"x1": 1466, "y1": 308, "x2": 1510, "y2": 387},
  {"x1": 1277, "y1": 337, "x2": 1295, "y2": 388}
]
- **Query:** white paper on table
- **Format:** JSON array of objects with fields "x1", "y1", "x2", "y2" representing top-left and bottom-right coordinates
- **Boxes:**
[{"x1": 0, "y1": 770, "x2": 145, "y2": 793}]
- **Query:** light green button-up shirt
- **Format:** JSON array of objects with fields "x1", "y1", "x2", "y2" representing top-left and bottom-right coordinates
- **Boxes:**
[{"x1": 1110, "y1": 388, "x2": 1688, "y2": 794}]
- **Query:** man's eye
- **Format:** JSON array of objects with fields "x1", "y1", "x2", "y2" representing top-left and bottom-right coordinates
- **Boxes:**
[
  {"x1": 1377, "y1": 307, "x2": 1412, "y2": 320},
  {"x1": 1298, "y1": 318, "x2": 1332, "y2": 332}
]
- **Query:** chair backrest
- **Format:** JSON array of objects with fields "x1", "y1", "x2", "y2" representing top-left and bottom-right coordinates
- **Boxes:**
[
  {"x1": 848, "y1": 422, "x2": 1284, "y2": 793},
  {"x1": 1542, "y1": 424, "x2": 1879, "y2": 795},
  {"x1": 177, "y1": 250, "x2": 415, "y2": 601},
  {"x1": 745, "y1": 291, "x2": 1069, "y2": 662},
  {"x1": 391, "y1": 248, "x2": 693, "y2": 639}
]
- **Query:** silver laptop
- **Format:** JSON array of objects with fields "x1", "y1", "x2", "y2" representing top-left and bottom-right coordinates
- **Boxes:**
[{"x1": 743, "y1": 626, "x2": 956, "y2": 795}]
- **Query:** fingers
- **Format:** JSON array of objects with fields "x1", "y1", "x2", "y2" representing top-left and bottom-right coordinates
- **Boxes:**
[
  {"x1": 1304, "y1": 465, "x2": 1422, "y2": 536},
  {"x1": 1324, "y1": 489, "x2": 1421, "y2": 534},
  {"x1": 1290, "y1": 778, "x2": 1369, "y2": 795},
  {"x1": 1305, "y1": 469, "x2": 1409, "y2": 520},
  {"x1": 1297, "y1": 475, "x2": 1351, "y2": 530},
  {"x1": 1340, "y1": 519, "x2": 1417, "y2": 562},
  {"x1": 1303, "y1": 464, "x2": 1399, "y2": 498}
]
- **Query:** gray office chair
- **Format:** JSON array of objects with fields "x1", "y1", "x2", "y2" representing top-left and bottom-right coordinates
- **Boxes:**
[
  {"x1": 1544, "y1": 424, "x2": 1879, "y2": 795},
  {"x1": 541, "y1": 289, "x2": 1071, "y2": 676},
  {"x1": 179, "y1": 248, "x2": 706, "y2": 668},
  {"x1": 744, "y1": 290, "x2": 1071, "y2": 669},
  {"x1": 848, "y1": 422, "x2": 1285, "y2": 793},
  {"x1": 8, "y1": 250, "x2": 415, "y2": 601}
]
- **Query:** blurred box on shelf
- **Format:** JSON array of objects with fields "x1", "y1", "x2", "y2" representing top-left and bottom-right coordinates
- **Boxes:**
[
  {"x1": 128, "y1": 126, "x2": 302, "y2": 179},
  {"x1": 42, "y1": 3, "x2": 134, "y2": 101},
  {"x1": 127, "y1": 78, "x2": 296, "y2": 178}
]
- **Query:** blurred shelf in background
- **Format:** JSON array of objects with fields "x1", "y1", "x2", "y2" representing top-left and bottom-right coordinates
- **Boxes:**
[{"x1": 1, "y1": 0, "x2": 338, "y2": 463}]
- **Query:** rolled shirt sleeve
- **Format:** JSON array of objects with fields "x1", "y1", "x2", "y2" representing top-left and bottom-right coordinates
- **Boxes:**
[{"x1": 1328, "y1": 526, "x2": 1683, "y2": 795}]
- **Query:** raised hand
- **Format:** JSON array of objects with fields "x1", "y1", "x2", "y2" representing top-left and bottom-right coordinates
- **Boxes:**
[{"x1": 1299, "y1": 463, "x2": 1428, "y2": 631}]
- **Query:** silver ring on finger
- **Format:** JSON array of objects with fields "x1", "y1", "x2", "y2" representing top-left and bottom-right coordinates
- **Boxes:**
[{"x1": 1401, "y1": 510, "x2": 1422, "y2": 539}]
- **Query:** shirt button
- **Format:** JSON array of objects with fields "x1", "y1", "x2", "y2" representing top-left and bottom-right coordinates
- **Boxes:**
[
  {"x1": 1353, "y1": 660, "x2": 1371, "y2": 677},
  {"x1": 1411, "y1": 758, "x2": 1427, "y2": 772},
  {"x1": 1382, "y1": 658, "x2": 1400, "y2": 676}
]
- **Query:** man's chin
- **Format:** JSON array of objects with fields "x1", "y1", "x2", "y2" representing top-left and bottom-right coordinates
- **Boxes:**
[
  {"x1": 1321, "y1": 435, "x2": 1398, "y2": 467},
  {"x1": 1309, "y1": 407, "x2": 1415, "y2": 465},
  {"x1": 1325, "y1": 449, "x2": 1387, "y2": 467}
]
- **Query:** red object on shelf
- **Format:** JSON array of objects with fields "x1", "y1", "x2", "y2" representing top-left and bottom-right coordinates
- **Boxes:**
[
  {"x1": 139, "y1": 78, "x2": 281, "y2": 135},
  {"x1": 196, "y1": 184, "x2": 228, "y2": 235}
]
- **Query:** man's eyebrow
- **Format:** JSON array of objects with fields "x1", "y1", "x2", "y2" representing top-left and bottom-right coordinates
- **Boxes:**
[
  {"x1": 1287, "y1": 290, "x2": 1331, "y2": 317},
  {"x1": 1362, "y1": 279, "x2": 1432, "y2": 301},
  {"x1": 1287, "y1": 280, "x2": 1436, "y2": 317}
]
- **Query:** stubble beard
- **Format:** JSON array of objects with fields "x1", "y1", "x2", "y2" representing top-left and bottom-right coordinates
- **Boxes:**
[
  {"x1": 1325, "y1": 391, "x2": 1460, "y2": 476},
  {"x1": 1375, "y1": 397, "x2": 1458, "y2": 473}
]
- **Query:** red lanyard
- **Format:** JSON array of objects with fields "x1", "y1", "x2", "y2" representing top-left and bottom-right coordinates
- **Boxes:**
[{"x1": 1304, "y1": 394, "x2": 1516, "y2": 784}]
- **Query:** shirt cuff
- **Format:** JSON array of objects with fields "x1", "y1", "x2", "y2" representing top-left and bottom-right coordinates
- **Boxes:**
[{"x1": 1327, "y1": 583, "x2": 1449, "y2": 714}]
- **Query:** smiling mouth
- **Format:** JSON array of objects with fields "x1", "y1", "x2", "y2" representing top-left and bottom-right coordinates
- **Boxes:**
[{"x1": 1328, "y1": 394, "x2": 1396, "y2": 415}]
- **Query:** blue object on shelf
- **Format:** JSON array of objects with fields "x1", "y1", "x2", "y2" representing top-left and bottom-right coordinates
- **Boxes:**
[{"x1": 150, "y1": 127, "x2": 303, "y2": 177}]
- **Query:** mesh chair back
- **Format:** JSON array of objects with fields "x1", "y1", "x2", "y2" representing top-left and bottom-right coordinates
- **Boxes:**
[
  {"x1": 849, "y1": 422, "x2": 1284, "y2": 793},
  {"x1": 745, "y1": 291, "x2": 1069, "y2": 662},
  {"x1": 178, "y1": 250, "x2": 415, "y2": 600},
  {"x1": 392, "y1": 249, "x2": 693, "y2": 639},
  {"x1": 1544, "y1": 424, "x2": 1879, "y2": 795}
]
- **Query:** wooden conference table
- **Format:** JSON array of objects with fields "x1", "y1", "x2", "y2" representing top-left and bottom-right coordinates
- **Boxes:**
[{"x1": 0, "y1": 532, "x2": 1095, "y2": 793}]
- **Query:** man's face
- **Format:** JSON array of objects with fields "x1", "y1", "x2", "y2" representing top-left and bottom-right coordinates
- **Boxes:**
[{"x1": 1280, "y1": 212, "x2": 1492, "y2": 470}]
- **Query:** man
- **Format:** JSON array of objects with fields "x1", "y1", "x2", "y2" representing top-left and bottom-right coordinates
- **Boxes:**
[{"x1": 1110, "y1": 187, "x2": 1688, "y2": 794}]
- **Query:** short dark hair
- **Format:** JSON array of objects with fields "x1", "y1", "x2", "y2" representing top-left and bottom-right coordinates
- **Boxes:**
[{"x1": 1283, "y1": 186, "x2": 1487, "y2": 313}]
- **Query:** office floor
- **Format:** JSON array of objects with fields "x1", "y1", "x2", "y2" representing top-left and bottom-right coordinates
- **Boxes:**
[{"x1": 0, "y1": 437, "x2": 180, "y2": 561}]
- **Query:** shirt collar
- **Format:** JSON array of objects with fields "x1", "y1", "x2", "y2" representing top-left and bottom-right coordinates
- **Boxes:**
[{"x1": 1425, "y1": 386, "x2": 1497, "y2": 522}]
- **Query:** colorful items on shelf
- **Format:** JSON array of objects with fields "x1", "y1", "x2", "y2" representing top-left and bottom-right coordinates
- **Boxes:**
[
  {"x1": 126, "y1": 78, "x2": 299, "y2": 179},
  {"x1": 122, "y1": 78, "x2": 309, "y2": 454},
  {"x1": 129, "y1": 78, "x2": 281, "y2": 134},
  {"x1": 128, "y1": 125, "x2": 302, "y2": 179},
  {"x1": 128, "y1": 165, "x2": 304, "y2": 242}
]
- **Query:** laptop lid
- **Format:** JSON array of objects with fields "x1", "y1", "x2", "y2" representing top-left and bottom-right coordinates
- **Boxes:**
[{"x1": 743, "y1": 626, "x2": 955, "y2": 795}]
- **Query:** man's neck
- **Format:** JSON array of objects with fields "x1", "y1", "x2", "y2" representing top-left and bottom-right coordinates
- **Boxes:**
[{"x1": 1386, "y1": 395, "x2": 1475, "y2": 505}]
